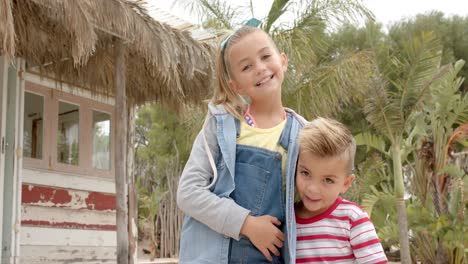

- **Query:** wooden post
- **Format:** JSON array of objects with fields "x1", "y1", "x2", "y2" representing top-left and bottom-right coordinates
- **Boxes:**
[
  {"x1": 114, "y1": 40, "x2": 128, "y2": 264},
  {"x1": 0, "y1": 56, "x2": 7, "y2": 264},
  {"x1": 127, "y1": 103, "x2": 137, "y2": 264}
]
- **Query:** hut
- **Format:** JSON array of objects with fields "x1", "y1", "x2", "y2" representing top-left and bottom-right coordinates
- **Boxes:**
[{"x1": 0, "y1": 0, "x2": 213, "y2": 263}]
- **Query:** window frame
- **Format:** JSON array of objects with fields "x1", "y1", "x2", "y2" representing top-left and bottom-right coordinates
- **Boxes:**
[{"x1": 23, "y1": 81, "x2": 115, "y2": 178}]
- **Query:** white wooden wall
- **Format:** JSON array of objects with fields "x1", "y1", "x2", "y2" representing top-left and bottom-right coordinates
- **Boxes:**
[{"x1": 20, "y1": 169, "x2": 117, "y2": 263}]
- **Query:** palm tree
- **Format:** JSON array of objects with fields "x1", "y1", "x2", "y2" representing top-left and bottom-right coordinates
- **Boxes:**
[
  {"x1": 358, "y1": 31, "x2": 444, "y2": 263},
  {"x1": 175, "y1": 0, "x2": 375, "y2": 118},
  {"x1": 410, "y1": 59, "x2": 467, "y2": 264}
]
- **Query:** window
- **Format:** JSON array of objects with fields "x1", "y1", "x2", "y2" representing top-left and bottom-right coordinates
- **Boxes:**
[
  {"x1": 23, "y1": 81, "x2": 114, "y2": 177},
  {"x1": 92, "y1": 111, "x2": 111, "y2": 170},
  {"x1": 23, "y1": 92, "x2": 44, "y2": 159},
  {"x1": 57, "y1": 101, "x2": 80, "y2": 165}
]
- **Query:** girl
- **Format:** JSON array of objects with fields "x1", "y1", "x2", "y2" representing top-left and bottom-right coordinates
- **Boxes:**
[{"x1": 177, "y1": 21, "x2": 306, "y2": 264}]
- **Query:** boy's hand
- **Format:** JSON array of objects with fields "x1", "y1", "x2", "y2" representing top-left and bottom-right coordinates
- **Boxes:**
[{"x1": 240, "y1": 215, "x2": 285, "y2": 262}]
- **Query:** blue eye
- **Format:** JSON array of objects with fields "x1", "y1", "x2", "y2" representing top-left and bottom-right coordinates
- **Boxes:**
[{"x1": 324, "y1": 178, "x2": 334, "y2": 184}]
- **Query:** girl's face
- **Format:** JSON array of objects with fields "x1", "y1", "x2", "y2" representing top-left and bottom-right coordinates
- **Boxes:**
[{"x1": 226, "y1": 31, "x2": 288, "y2": 104}]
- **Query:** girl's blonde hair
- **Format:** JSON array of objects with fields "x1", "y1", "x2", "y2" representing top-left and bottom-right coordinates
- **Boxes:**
[
  {"x1": 298, "y1": 117, "x2": 356, "y2": 174},
  {"x1": 211, "y1": 26, "x2": 279, "y2": 119}
]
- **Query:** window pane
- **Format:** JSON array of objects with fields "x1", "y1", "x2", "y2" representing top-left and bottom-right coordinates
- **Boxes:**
[
  {"x1": 23, "y1": 92, "x2": 44, "y2": 159},
  {"x1": 57, "y1": 102, "x2": 79, "y2": 165},
  {"x1": 92, "y1": 111, "x2": 111, "y2": 170}
]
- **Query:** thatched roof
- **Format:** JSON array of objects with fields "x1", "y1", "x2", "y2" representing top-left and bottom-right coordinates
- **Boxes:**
[{"x1": 0, "y1": 0, "x2": 214, "y2": 106}]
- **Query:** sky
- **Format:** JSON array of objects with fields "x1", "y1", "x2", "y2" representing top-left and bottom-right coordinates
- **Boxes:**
[{"x1": 147, "y1": 0, "x2": 468, "y2": 28}]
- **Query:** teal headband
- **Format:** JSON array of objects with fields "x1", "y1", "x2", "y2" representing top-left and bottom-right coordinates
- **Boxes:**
[{"x1": 220, "y1": 18, "x2": 262, "y2": 50}]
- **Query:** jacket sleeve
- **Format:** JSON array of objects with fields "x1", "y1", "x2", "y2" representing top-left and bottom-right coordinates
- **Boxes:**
[{"x1": 176, "y1": 114, "x2": 250, "y2": 240}]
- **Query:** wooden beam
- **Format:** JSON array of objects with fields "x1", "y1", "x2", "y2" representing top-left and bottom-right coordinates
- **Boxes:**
[
  {"x1": 114, "y1": 40, "x2": 128, "y2": 264},
  {"x1": 127, "y1": 104, "x2": 137, "y2": 264},
  {"x1": 0, "y1": 55, "x2": 7, "y2": 264}
]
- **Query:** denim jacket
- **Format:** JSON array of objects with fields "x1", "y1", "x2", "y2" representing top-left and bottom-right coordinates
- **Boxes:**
[{"x1": 177, "y1": 103, "x2": 306, "y2": 264}]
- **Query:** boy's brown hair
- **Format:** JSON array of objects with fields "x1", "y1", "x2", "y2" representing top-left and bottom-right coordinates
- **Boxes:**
[{"x1": 298, "y1": 117, "x2": 356, "y2": 174}]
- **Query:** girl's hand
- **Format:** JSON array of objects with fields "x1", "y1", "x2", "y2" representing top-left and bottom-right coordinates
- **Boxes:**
[{"x1": 240, "y1": 215, "x2": 285, "y2": 262}]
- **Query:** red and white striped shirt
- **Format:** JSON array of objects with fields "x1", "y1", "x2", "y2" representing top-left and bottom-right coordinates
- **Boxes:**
[{"x1": 296, "y1": 197, "x2": 388, "y2": 264}]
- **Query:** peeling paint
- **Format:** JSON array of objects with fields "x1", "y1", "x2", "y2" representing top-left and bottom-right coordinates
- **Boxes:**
[
  {"x1": 84, "y1": 192, "x2": 116, "y2": 211},
  {"x1": 22, "y1": 184, "x2": 116, "y2": 211},
  {"x1": 21, "y1": 220, "x2": 116, "y2": 231},
  {"x1": 22, "y1": 185, "x2": 72, "y2": 205}
]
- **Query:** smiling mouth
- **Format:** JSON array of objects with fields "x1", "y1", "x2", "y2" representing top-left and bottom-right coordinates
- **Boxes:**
[
  {"x1": 255, "y1": 74, "x2": 274, "y2": 86},
  {"x1": 305, "y1": 196, "x2": 320, "y2": 202}
]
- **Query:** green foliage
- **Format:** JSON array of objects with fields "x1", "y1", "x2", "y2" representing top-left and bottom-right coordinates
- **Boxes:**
[
  {"x1": 364, "y1": 31, "x2": 442, "y2": 143},
  {"x1": 328, "y1": 21, "x2": 387, "y2": 60},
  {"x1": 137, "y1": 176, "x2": 164, "y2": 226},
  {"x1": 343, "y1": 149, "x2": 398, "y2": 249},
  {"x1": 408, "y1": 202, "x2": 467, "y2": 263},
  {"x1": 135, "y1": 104, "x2": 204, "y2": 184},
  {"x1": 355, "y1": 132, "x2": 389, "y2": 157},
  {"x1": 135, "y1": 104, "x2": 204, "y2": 234},
  {"x1": 388, "y1": 12, "x2": 468, "y2": 91},
  {"x1": 407, "y1": 59, "x2": 467, "y2": 263}
]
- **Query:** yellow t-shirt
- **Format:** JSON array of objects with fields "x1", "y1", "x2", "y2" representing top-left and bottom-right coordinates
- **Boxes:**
[{"x1": 236, "y1": 119, "x2": 287, "y2": 176}]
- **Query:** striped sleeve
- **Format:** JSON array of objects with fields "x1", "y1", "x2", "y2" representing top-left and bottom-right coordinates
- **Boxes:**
[{"x1": 349, "y1": 208, "x2": 388, "y2": 264}]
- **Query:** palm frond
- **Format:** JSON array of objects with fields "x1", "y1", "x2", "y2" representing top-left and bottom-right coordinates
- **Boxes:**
[
  {"x1": 398, "y1": 32, "x2": 442, "y2": 119},
  {"x1": 361, "y1": 187, "x2": 395, "y2": 216},
  {"x1": 344, "y1": 153, "x2": 390, "y2": 202},
  {"x1": 270, "y1": 7, "x2": 327, "y2": 74},
  {"x1": 377, "y1": 223, "x2": 400, "y2": 249},
  {"x1": 355, "y1": 132, "x2": 389, "y2": 156},
  {"x1": 291, "y1": 0, "x2": 374, "y2": 31},
  {"x1": 411, "y1": 231, "x2": 437, "y2": 264},
  {"x1": 248, "y1": 0, "x2": 254, "y2": 17},
  {"x1": 264, "y1": 0, "x2": 290, "y2": 32},
  {"x1": 175, "y1": 0, "x2": 241, "y2": 29},
  {"x1": 363, "y1": 76, "x2": 400, "y2": 141},
  {"x1": 271, "y1": 0, "x2": 372, "y2": 71},
  {"x1": 284, "y1": 51, "x2": 375, "y2": 118},
  {"x1": 429, "y1": 60, "x2": 468, "y2": 126}
]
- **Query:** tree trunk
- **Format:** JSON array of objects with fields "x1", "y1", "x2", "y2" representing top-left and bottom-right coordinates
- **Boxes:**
[
  {"x1": 155, "y1": 147, "x2": 183, "y2": 258},
  {"x1": 392, "y1": 144, "x2": 412, "y2": 264},
  {"x1": 396, "y1": 198, "x2": 411, "y2": 264},
  {"x1": 435, "y1": 239, "x2": 449, "y2": 264}
]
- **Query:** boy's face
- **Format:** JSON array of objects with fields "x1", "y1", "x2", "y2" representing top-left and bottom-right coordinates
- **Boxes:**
[{"x1": 295, "y1": 150, "x2": 354, "y2": 219}]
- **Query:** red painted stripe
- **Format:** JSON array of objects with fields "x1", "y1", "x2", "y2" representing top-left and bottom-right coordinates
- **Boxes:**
[
  {"x1": 85, "y1": 191, "x2": 116, "y2": 211},
  {"x1": 22, "y1": 184, "x2": 116, "y2": 210},
  {"x1": 22, "y1": 184, "x2": 72, "y2": 204},
  {"x1": 21, "y1": 220, "x2": 117, "y2": 231}
]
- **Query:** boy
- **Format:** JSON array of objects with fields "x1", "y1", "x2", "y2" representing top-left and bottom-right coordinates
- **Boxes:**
[{"x1": 295, "y1": 118, "x2": 388, "y2": 264}]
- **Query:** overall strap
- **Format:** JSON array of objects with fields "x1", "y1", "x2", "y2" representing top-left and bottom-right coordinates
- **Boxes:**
[{"x1": 278, "y1": 112, "x2": 293, "y2": 150}]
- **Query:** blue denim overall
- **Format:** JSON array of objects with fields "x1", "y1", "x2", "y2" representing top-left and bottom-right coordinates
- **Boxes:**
[{"x1": 228, "y1": 114, "x2": 292, "y2": 264}]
